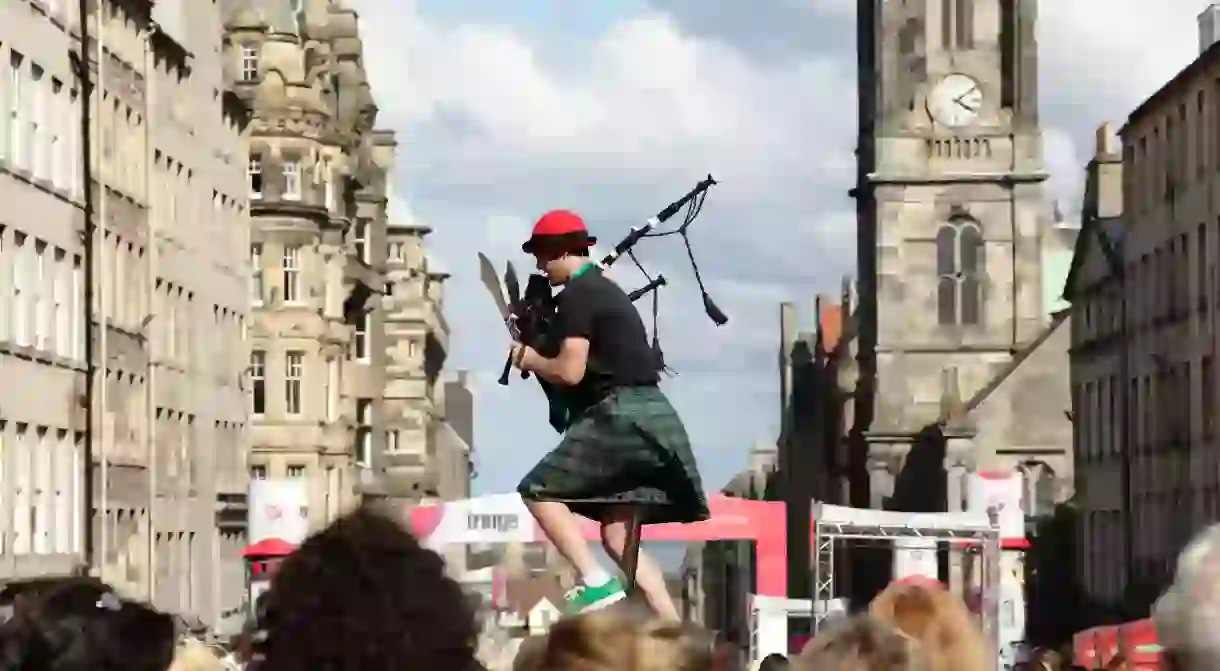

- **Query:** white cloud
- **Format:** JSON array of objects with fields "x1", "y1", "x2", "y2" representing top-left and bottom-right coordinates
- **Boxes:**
[
  {"x1": 350, "y1": 0, "x2": 1209, "y2": 494},
  {"x1": 1039, "y1": 0, "x2": 1198, "y2": 109}
]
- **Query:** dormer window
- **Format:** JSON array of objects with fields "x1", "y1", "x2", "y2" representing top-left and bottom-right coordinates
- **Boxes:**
[{"x1": 240, "y1": 46, "x2": 259, "y2": 82}]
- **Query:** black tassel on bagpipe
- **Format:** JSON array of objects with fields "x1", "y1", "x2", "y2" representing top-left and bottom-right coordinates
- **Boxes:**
[
  {"x1": 598, "y1": 175, "x2": 727, "y2": 375},
  {"x1": 501, "y1": 176, "x2": 726, "y2": 431}
]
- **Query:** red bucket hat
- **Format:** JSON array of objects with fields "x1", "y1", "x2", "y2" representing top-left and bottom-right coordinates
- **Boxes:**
[{"x1": 521, "y1": 210, "x2": 598, "y2": 254}]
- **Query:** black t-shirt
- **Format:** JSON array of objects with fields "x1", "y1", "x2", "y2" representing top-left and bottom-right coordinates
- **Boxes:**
[{"x1": 543, "y1": 265, "x2": 658, "y2": 411}]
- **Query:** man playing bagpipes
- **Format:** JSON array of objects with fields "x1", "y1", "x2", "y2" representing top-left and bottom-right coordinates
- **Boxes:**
[{"x1": 508, "y1": 209, "x2": 710, "y2": 621}]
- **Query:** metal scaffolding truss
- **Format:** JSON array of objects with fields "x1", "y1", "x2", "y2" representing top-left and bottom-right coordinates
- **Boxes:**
[{"x1": 809, "y1": 502, "x2": 1002, "y2": 664}]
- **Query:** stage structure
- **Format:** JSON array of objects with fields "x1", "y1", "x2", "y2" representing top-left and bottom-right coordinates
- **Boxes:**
[
  {"x1": 809, "y1": 503, "x2": 1002, "y2": 657},
  {"x1": 403, "y1": 494, "x2": 1003, "y2": 668}
]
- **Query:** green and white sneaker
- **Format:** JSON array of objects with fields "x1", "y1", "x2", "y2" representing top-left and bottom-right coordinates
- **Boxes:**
[{"x1": 564, "y1": 577, "x2": 627, "y2": 614}]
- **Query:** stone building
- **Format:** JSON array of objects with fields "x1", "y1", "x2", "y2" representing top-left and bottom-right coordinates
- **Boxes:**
[
  {"x1": 383, "y1": 218, "x2": 452, "y2": 499},
  {"x1": 226, "y1": 0, "x2": 452, "y2": 528},
  {"x1": 0, "y1": 0, "x2": 251, "y2": 630},
  {"x1": 1066, "y1": 5, "x2": 1220, "y2": 611},
  {"x1": 849, "y1": 0, "x2": 1074, "y2": 519},
  {"x1": 439, "y1": 370, "x2": 475, "y2": 502}
]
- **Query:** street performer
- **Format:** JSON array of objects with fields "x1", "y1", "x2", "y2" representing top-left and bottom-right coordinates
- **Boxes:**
[{"x1": 509, "y1": 209, "x2": 710, "y2": 621}]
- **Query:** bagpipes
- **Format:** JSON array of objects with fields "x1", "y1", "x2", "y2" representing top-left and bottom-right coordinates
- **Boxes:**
[{"x1": 477, "y1": 175, "x2": 725, "y2": 432}]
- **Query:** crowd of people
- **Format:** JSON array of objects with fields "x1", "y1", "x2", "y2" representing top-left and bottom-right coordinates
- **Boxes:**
[{"x1": 0, "y1": 502, "x2": 1216, "y2": 670}]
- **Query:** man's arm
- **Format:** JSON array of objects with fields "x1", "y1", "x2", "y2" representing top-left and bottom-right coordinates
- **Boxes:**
[
  {"x1": 516, "y1": 337, "x2": 589, "y2": 386},
  {"x1": 514, "y1": 284, "x2": 594, "y2": 386}
]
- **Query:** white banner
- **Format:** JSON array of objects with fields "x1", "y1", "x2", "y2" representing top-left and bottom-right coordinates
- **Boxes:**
[
  {"x1": 412, "y1": 492, "x2": 536, "y2": 547},
  {"x1": 892, "y1": 537, "x2": 938, "y2": 582},
  {"x1": 248, "y1": 479, "x2": 310, "y2": 548},
  {"x1": 965, "y1": 470, "x2": 1025, "y2": 542}
]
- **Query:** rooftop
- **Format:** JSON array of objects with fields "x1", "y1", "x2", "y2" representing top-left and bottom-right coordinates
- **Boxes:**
[{"x1": 1123, "y1": 21, "x2": 1220, "y2": 133}]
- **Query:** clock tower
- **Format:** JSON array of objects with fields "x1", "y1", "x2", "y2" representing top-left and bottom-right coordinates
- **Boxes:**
[{"x1": 851, "y1": 0, "x2": 1063, "y2": 512}]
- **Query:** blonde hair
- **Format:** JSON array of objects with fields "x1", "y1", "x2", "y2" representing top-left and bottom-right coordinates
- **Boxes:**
[
  {"x1": 526, "y1": 608, "x2": 714, "y2": 671},
  {"x1": 869, "y1": 581, "x2": 987, "y2": 671},
  {"x1": 1154, "y1": 523, "x2": 1220, "y2": 669},
  {"x1": 796, "y1": 615, "x2": 926, "y2": 671},
  {"x1": 167, "y1": 636, "x2": 231, "y2": 671}
]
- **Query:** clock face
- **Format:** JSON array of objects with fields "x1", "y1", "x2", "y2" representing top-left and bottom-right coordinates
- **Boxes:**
[{"x1": 928, "y1": 74, "x2": 982, "y2": 128}]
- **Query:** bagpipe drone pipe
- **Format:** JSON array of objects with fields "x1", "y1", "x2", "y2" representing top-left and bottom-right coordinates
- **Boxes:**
[{"x1": 505, "y1": 175, "x2": 726, "y2": 432}]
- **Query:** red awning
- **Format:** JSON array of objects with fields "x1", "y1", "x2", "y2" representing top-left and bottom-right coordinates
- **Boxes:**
[
  {"x1": 950, "y1": 538, "x2": 1033, "y2": 550},
  {"x1": 243, "y1": 538, "x2": 297, "y2": 558}
]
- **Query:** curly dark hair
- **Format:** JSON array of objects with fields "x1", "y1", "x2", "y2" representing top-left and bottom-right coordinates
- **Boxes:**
[
  {"x1": 0, "y1": 576, "x2": 176, "y2": 671},
  {"x1": 759, "y1": 652, "x2": 791, "y2": 670},
  {"x1": 253, "y1": 503, "x2": 478, "y2": 671}
]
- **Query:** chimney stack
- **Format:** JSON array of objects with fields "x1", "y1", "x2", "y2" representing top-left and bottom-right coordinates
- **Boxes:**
[{"x1": 1201, "y1": 2, "x2": 1220, "y2": 54}]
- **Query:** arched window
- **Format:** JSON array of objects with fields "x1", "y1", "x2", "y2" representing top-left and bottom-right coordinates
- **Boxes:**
[{"x1": 936, "y1": 219, "x2": 985, "y2": 326}]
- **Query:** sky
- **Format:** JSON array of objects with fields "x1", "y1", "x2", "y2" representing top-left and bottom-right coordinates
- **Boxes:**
[{"x1": 345, "y1": 0, "x2": 1205, "y2": 498}]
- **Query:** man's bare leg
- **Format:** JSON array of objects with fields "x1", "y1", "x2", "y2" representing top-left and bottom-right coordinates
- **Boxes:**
[
  {"x1": 601, "y1": 507, "x2": 681, "y2": 622},
  {"x1": 523, "y1": 499, "x2": 610, "y2": 582}
]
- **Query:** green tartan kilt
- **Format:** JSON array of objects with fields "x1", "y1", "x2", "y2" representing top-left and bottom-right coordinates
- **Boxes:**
[{"x1": 517, "y1": 385, "x2": 710, "y2": 526}]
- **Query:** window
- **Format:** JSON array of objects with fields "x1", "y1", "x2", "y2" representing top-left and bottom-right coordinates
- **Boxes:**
[
  {"x1": 282, "y1": 245, "x2": 300, "y2": 303},
  {"x1": 1167, "y1": 115, "x2": 1177, "y2": 198},
  {"x1": 1179, "y1": 105, "x2": 1189, "y2": 186},
  {"x1": 0, "y1": 53, "x2": 9, "y2": 161},
  {"x1": 114, "y1": 240, "x2": 126, "y2": 327},
  {"x1": 407, "y1": 338, "x2": 419, "y2": 360},
  {"x1": 33, "y1": 242, "x2": 49, "y2": 350},
  {"x1": 322, "y1": 161, "x2": 334, "y2": 211},
  {"x1": 30, "y1": 65, "x2": 44, "y2": 180},
  {"x1": 999, "y1": 0, "x2": 1016, "y2": 108},
  {"x1": 165, "y1": 285, "x2": 178, "y2": 359},
  {"x1": 13, "y1": 235, "x2": 29, "y2": 347},
  {"x1": 356, "y1": 399, "x2": 372, "y2": 467},
  {"x1": 386, "y1": 430, "x2": 399, "y2": 454},
  {"x1": 68, "y1": 88, "x2": 80, "y2": 197},
  {"x1": 54, "y1": 250, "x2": 68, "y2": 357},
  {"x1": 352, "y1": 310, "x2": 369, "y2": 361},
  {"x1": 240, "y1": 46, "x2": 259, "y2": 82},
  {"x1": 50, "y1": 79, "x2": 63, "y2": 188},
  {"x1": 282, "y1": 161, "x2": 300, "y2": 200},
  {"x1": 10, "y1": 52, "x2": 24, "y2": 169},
  {"x1": 388, "y1": 242, "x2": 403, "y2": 262},
  {"x1": 250, "y1": 465, "x2": 267, "y2": 480},
  {"x1": 955, "y1": 0, "x2": 973, "y2": 49},
  {"x1": 248, "y1": 154, "x2": 262, "y2": 199},
  {"x1": 1204, "y1": 355, "x2": 1215, "y2": 438},
  {"x1": 936, "y1": 219, "x2": 985, "y2": 325},
  {"x1": 287, "y1": 465, "x2": 305, "y2": 478},
  {"x1": 325, "y1": 358, "x2": 338, "y2": 422},
  {"x1": 1199, "y1": 90, "x2": 1208, "y2": 178},
  {"x1": 353, "y1": 220, "x2": 368, "y2": 263},
  {"x1": 250, "y1": 243, "x2": 264, "y2": 304},
  {"x1": 285, "y1": 351, "x2": 303, "y2": 415},
  {"x1": 942, "y1": 0, "x2": 973, "y2": 48},
  {"x1": 1201, "y1": 223, "x2": 1209, "y2": 310},
  {"x1": 72, "y1": 256, "x2": 82, "y2": 359},
  {"x1": 251, "y1": 351, "x2": 266, "y2": 415}
]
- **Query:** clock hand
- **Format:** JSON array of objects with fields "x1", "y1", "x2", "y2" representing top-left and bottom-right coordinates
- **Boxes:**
[
  {"x1": 955, "y1": 99, "x2": 977, "y2": 112},
  {"x1": 953, "y1": 87, "x2": 979, "y2": 104}
]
